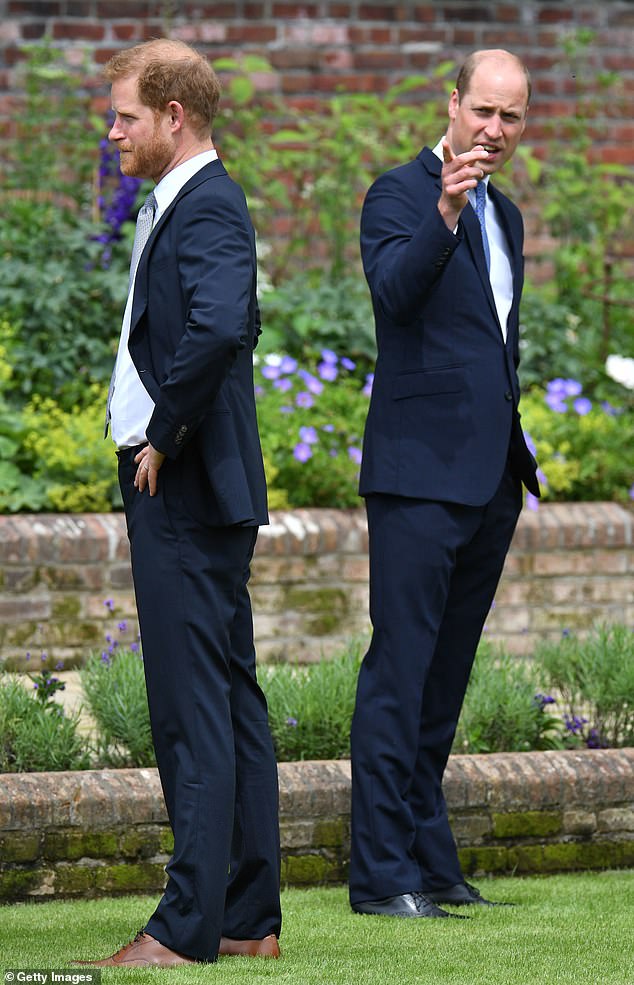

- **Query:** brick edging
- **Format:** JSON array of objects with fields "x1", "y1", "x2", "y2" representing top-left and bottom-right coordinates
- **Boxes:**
[
  {"x1": 1, "y1": 749, "x2": 632, "y2": 900},
  {"x1": 0, "y1": 504, "x2": 632, "y2": 667}
]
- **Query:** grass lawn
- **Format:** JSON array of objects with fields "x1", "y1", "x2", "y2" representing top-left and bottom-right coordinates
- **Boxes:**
[{"x1": 0, "y1": 873, "x2": 632, "y2": 985}]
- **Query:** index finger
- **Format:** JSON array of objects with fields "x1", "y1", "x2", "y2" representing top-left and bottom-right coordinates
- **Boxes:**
[{"x1": 442, "y1": 138, "x2": 455, "y2": 164}]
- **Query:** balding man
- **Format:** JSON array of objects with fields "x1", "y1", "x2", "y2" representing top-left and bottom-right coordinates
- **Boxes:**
[{"x1": 350, "y1": 50, "x2": 540, "y2": 918}]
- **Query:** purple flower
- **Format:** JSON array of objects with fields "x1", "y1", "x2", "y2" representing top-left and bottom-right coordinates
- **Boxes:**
[
  {"x1": 101, "y1": 652, "x2": 111, "y2": 665},
  {"x1": 280, "y1": 405, "x2": 294, "y2": 414},
  {"x1": 286, "y1": 716, "x2": 298, "y2": 727},
  {"x1": 254, "y1": 385, "x2": 264, "y2": 397},
  {"x1": 536, "y1": 467, "x2": 548, "y2": 487},
  {"x1": 329, "y1": 449, "x2": 339, "y2": 457},
  {"x1": 562, "y1": 628, "x2": 571, "y2": 637},
  {"x1": 362, "y1": 373, "x2": 374, "y2": 397},
  {"x1": 261, "y1": 364, "x2": 281, "y2": 380},
  {"x1": 280, "y1": 356, "x2": 298, "y2": 374},
  {"x1": 320, "y1": 349, "x2": 338, "y2": 364},
  {"x1": 118, "y1": 621, "x2": 127, "y2": 632},
  {"x1": 298, "y1": 370, "x2": 323, "y2": 395},
  {"x1": 341, "y1": 357, "x2": 356, "y2": 371},
  {"x1": 534, "y1": 693, "x2": 556, "y2": 708},
  {"x1": 545, "y1": 392, "x2": 567, "y2": 413},
  {"x1": 25, "y1": 652, "x2": 31, "y2": 662},
  {"x1": 293, "y1": 442, "x2": 313, "y2": 463},
  {"x1": 130, "y1": 642, "x2": 140, "y2": 653},
  {"x1": 322, "y1": 424, "x2": 335, "y2": 432},
  {"x1": 55, "y1": 661, "x2": 64, "y2": 671},
  {"x1": 548, "y1": 378, "x2": 583, "y2": 398},
  {"x1": 317, "y1": 361, "x2": 338, "y2": 382},
  {"x1": 629, "y1": 484, "x2": 634, "y2": 501},
  {"x1": 348, "y1": 446, "x2": 363, "y2": 465},
  {"x1": 573, "y1": 397, "x2": 592, "y2": 416},
  {"x1": 274, "y1": 377, "x2": 293, "y2": 392},
  {"x1": 565, "y1": 715, "x2": 588, "y2": 735},
  {"x1": 299, "y1": 425, "x2": 318, "y2": 445},
  {"x1": 104, "y1": 598, "x2": 115, "y2": 611},
  {"x1": 295, "y1": 392, "x2": 314, "y2": 409},
  {"x1": 601, "y1": 401, "x2": 618, "y2": 416}
]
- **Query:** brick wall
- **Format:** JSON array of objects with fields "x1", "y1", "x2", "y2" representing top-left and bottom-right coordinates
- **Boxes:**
[
  {"x1": 1, "y1": 748, "x2": 632, "y2": 900},
  {"x1": 1, "y1": 1, "x2": 633, "y2": 166},
  {"x1": 0, "y1": 503, "x2": 632, "y2": 670}
]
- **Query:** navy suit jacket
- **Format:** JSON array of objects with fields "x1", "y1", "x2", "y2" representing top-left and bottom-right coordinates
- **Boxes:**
[
  {"x1": 128, "y1": 158, "x2": 268, "y2": 528},
  {"x1": 359, "y1": 146, "x2": 539, "y2": 506}
]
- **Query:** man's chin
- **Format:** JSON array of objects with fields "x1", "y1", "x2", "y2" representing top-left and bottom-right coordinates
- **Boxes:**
[{"x1": 119, "y1": 155, "x2": 141, "y2": 178}]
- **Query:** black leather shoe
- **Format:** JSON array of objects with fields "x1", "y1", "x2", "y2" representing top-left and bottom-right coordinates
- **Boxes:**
[
  {"x1": 425, "y1": 881, "x2": 512, "y2": 907},
  {"x1": 352, "y1": 892, "x2": 467, "y2": 918}
]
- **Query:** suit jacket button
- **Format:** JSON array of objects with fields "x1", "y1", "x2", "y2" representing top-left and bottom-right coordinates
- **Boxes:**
[{"x1": 504, "y1": 390, "x2": 513, "y2": 401}]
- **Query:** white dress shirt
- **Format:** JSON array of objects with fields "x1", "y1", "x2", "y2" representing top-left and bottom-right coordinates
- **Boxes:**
[
  {"x1": 110, "y1": 149, "x2": 219, "y2": 449},
  {"x1": 432, "y1": 139, "x2": 512, "y2": 342}
]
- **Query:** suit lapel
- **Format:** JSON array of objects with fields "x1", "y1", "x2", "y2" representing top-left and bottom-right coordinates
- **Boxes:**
[
  {"x1": 419, "y1": 147, "x2": 505, "y2": 335},
  {"x1": 130, "y1": 159, "x2": 228, "y2": 335},
  {"x1": 488, "y1": 184, "x2": 523, "y2": 348}
]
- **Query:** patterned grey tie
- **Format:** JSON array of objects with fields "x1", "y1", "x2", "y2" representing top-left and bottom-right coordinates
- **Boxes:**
[
  {"x1": 105, "y1": 191, "x2": 157, "y2": 436},
  {"x1": 475, "y1": 180, "x2": 491, "y2": 272}
]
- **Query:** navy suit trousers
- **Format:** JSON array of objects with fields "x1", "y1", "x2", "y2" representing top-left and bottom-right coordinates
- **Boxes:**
[
  {"x1": 349, "y1": 464, "x2": 522, "y2": 904},
  {"x1": 118, "y1": 447, "x2": 281, "y2": 961}
]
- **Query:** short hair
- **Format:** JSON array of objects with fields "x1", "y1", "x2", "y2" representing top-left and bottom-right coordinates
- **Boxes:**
[
  {"x1": 104, "y1": 39, "x2": 221, "y2": 138},
  {"x1": 456, "y1": 49, "x2": 531, "y2": 106}
]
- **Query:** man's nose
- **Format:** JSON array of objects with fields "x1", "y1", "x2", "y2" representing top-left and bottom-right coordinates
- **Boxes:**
[
  {"x1": 484, "y1": 115, "x2": 503, "y2": 139},
  {"x1": 108, "y1": 119, "x2": 122, "y2": 141}
]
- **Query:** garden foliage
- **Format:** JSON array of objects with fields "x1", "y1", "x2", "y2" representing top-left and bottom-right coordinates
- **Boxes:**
[
  {"x1": 0, "y1": 38, "x2": 631, "y2": 512},
  {"x1": 0, "y1": 673, "x2": 89, "y2": 773},
  {"x1": 2, "y1": 622, "x2": 631, "y2": 772}
]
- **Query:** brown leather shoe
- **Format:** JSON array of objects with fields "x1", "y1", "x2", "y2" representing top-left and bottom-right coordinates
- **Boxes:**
[
  {"x1": 74, "y1": 931, "x2": 196, "y2": 967},
  {"x1": 219, "y1": 934, "x2": 280, "y2": 958}
]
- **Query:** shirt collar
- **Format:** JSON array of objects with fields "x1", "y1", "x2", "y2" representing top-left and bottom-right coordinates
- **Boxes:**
[{"x1": 153, "y1": 148, "x2": 219, "y2": 216}]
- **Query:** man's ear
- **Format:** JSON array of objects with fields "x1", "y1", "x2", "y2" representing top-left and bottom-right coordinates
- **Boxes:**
[
  {"x1": 167, "y1": 100, "x2": 185, "y2": 131},
  {"x1": 447, "y1": 88, "x2": 459, "y2": 122}
]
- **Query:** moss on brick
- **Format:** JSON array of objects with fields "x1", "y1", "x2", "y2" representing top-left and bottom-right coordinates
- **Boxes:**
[
  {"x1": 159, "y1": 828, "x2": 174, "y2": 855},
  {"x1": 53, "y1": 865, "x2": 97, "y2": 895},
  {"x1": 0, "y1": 868, "x2": 44, "y2": 899},
  {"x1": 282, "y1": 853, "x2": 332, "y2": 885},
  {"x1": 94, "y1": 862, "x2": 166, "y2": 894},
  {"x1": 492, "y1": 810, "x2": 562, "y2": 839},
  {"x1": 313, "y1": 818, "x2": 347, "y2": 848},
  {"x1": 0, "y1": 833, "x2": 41, "y2": 863},
  {"x1": 283, "y1": 587, "x2": 350, "y2": 636},
  {"x1": 51, "y1": 595, "x2": 82, "y2": 620},
  {"x1": 458, "y1": 845, "x2": 510, "y2": 874},
  {"x1": 120, "y1": 827, "x2": 162, "y2": 858},
  {"x1": 43, "y1": 830, "x2": 119, "y2": 861}
]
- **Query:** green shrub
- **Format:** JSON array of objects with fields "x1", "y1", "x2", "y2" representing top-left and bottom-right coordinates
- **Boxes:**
[
  {"x1": 453, "y1": 643, "x2": 561, "y2": 755},
  {"x1": 1, "y1": 42, "x2": 132, "y2": 409},
  {"x1": 521, "y1": 381, "x2": 633, "y2": 504},
  {"x1": 0, "y1": 384, "x2": 120, "y2": 514},
  {"x1": 258, "y1": 273, "x2": 376, "y2": 373},
  {"x1": 533, "y1": 623, "x2": 634, "y2": 749},
  {"x1": 0, "y1": 675, "x2": 89, "y2": 773},
  {"x1": 81, "y1": 647, "x2": 155, "y2": 768},
  {"x1": 258, "y1": 641, "x2": 363, "y2": 762},
  {"x1": 256, "y1": 352, "x2": 370, "y2": 508}
]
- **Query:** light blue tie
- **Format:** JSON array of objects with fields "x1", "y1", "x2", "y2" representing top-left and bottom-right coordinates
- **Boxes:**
[{"x1": 475, "y1": 181, "x2": 491, "y2": 272}]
